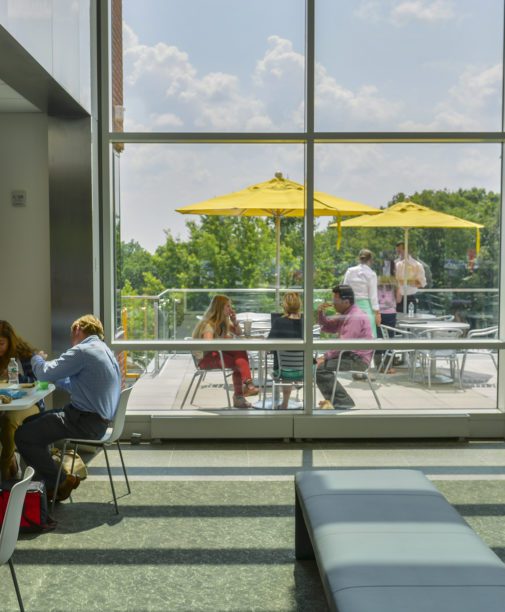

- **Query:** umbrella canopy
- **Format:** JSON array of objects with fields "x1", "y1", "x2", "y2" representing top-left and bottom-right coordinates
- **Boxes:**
[
  {"x1": 176, "y1": 172, "x2": 381, "y2": 299},
  {"x1": 337, "y1": 200, "x2": 484, "y2": 311},
  {"x1": 176, "y1": 172, "x2": 380, "y2": 301}
]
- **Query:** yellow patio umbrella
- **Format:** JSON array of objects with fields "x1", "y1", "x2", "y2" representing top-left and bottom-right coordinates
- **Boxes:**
[
  {"x1": 176, "y1": 172, "x2": 380, "y2": 302},
  {"x1": 337, "y1": 200, "x2": 484, "y2": 312}
]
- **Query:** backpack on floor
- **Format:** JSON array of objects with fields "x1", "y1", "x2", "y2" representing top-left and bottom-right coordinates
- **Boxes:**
[{"x1": 0, "y1": 479, "x2": 56, "y2": 532}]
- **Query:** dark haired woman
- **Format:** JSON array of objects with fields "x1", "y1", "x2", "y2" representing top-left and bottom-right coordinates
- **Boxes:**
[{"x1": 0, "y1": 320, "x2": 43, "y2": 480}]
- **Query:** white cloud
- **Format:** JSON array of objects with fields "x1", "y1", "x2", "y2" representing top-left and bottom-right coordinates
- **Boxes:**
[
  {"x1": 316, "y1": 65, "x2": 403, "y2": 125},
  {"x1": 399, "y1": 63, "x2": 501, "y2": 131},
  {"x1": 448, "y1": 64, "x2": 501, "y2": 110},
  {"x1": 152, "y1": 113, "x2": 183, "y2": 128},
  {"x1": 391, "y1": 0, "x2": 455, "y2": 24},
  {"x1": 123, "y1": 21, "x2": 273, "y2": 131},
  {"x1": 254, "y1": 35, "x2": 305, "y2": 83},
  {"x1": 355, "y1": 0, "x2": 455, "y2": 25}
]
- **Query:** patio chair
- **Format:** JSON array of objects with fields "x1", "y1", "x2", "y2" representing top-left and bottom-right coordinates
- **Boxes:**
[
  {"x1": 378, "y1": 324, "x2": 416, "y2": 378},
  {"x1": 414, "y1": 328, "x2": 464, "y2": 389},
  {"x1": 262, "y1": 350, "x2": 305, "y2": 409},
  {"x1": 51, "y1": 386, "x2": 133, "y2": 515},
  {"x1": 0, "y1": 466, "x2": 34, "y2": 612},
  {"x1": 460, "y1": 325, "x2": 498, "y2": 380},
  {"x1": 330, "y1": 350, "x2": 382, "y2": 409},
  {"x1": 181, "y1": 339, "x2": 233, "y2": 408}
]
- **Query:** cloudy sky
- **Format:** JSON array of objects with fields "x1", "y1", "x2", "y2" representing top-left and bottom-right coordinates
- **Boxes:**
[{"x1": 119, "y1": 0, "x2": 503, "y2": 252}]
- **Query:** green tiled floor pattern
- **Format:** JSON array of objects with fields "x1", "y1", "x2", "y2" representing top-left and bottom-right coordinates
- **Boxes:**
[{"x1": 2, "y1": 441, "x2": 505, "y2": 611}]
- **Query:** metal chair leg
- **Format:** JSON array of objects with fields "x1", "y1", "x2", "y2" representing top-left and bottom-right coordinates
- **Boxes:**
[
  {"x1": 180, "y1": 371, "x2": 199, "y2": 408},
  {"x1": 366, "y1": 374, "x2": 382, "y2": 409},
  {"x1": 102, "y1": 446, "x2": 119, "y2": 514},
  {"x1": 116, "y1": 441, "x2": 131, "y2": 494},
  {"x1": 9, "y1": 558, "x2": 24, "y2": 612},
  {"x1": 190, "y1": 372, "x2": 205, "y2": 404}
]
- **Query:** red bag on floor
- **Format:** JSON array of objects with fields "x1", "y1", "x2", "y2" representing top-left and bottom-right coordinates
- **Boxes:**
[{"x1": 0, "y1": 480, "x2": 56, "y2": 532}]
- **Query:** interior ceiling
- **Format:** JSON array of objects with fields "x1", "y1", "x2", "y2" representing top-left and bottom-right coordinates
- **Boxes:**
[{"x1": 0, "y1": 78, "x2": 39, "y2": 112}]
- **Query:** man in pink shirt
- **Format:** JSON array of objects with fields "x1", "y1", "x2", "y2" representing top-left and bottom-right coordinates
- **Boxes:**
[{"x1": 316, "y1": 284, "x2": 373, "y2": 409}]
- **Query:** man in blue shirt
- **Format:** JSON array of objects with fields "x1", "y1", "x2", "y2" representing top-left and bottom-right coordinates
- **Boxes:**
[{"x1": 15, "y1": 315, "x2": 121, "y2": 502}]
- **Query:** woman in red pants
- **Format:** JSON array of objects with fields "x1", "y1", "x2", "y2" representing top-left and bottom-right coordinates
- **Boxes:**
[{"x1": 192, "y1": 295, "x2": 258, "y2": 408}]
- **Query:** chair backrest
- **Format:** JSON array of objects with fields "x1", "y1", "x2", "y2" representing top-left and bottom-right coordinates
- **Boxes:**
[
  {"x1": 417, "y1": 327, "x2": 463, "y2": 341},
  {"x1": 109, "y1": 386, "x2": 133, "y2": 444},
  {"x1": 467, "y1": 325, "x2": 498, "y2": 339},
  {"x1": 0, "y1": 466, "x2": 34, "y2": 565},
  {"x1": 277, "y1": 350, "x2": 304, "y2": 376},
  {"x1": 433, "y1": 314, "x2": 455, "y2": 321},
  {"x1": 379, "y1": 324, "x2": 414, "y2": 339}
]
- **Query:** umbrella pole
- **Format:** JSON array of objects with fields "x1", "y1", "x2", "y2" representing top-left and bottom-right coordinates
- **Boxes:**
[
  {"x1": 275, "y1": 214, "x2": 281, "y2": 306},
  {"x1": 403, "y1": 228, "x2": 409, "y2": 313}
]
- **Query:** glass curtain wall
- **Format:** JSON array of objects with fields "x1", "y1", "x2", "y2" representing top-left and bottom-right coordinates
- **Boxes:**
[{"x1": 103, "y1": 0, "x2": 504, "y2": 422}]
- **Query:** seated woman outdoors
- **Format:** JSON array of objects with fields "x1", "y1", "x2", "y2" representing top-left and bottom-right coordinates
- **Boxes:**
[
  {"x1": 192, "y1": 295, "x2": 259, "y2": 409},
  {"x1": 0, "y1": 320, "x2": 44, "y2": 481},
  {"x1": 268, "y1": 292, "x2": 303, "y2": 410}
]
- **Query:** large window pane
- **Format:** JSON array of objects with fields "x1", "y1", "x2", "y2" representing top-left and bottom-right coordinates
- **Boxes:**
[
  {"x1": 313, "y1": 142, "x2": 500, "y2": 411},
  {"x1": 119, "y1": 0, "x2": 305, "y2": 132},
  {"x1": 315, "y1": 0, "x2": 504, "y2": 131}
]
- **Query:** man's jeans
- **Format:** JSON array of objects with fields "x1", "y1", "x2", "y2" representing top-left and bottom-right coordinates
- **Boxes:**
[
  {"x1": 15, "y1": 404, "x2": 107, "y2": 488},
  {"x1": 316, "y1": 353, "x2": 367, "y2": 408}
]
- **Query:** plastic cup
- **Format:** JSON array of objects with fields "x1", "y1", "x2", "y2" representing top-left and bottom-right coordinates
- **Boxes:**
[{"x1": 243, "y1": 320, "x2": 253, "y2": 337}]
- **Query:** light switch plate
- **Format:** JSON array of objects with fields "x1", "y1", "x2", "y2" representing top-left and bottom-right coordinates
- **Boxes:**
[{"x1": 11, "y1": 190, "x2": 26, "y2": 206}]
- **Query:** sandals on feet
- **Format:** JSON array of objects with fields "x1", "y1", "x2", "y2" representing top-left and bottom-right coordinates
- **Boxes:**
[
  {"x1": 233, "y1": 395, "x2": 252, "y2": 409},
  {"x1": 243, "y1": 382, "x2": 259, "y2": 397}
]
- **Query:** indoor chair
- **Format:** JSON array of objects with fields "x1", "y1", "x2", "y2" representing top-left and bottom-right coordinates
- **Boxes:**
[
  {"x1": 52, "y1": 386, "x2": 133, "y2": 515},
  {"x1": 0, "y1": 466, "x2": 34, "y2": 612}
]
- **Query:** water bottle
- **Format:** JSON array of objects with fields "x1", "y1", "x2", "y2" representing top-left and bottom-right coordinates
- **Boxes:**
[
  {"x1": 8, "y1": 357, "x2": 19, "y2": 384},
  {"x1": 408, "y1": 302, "x2": 415, "y2": 318}
]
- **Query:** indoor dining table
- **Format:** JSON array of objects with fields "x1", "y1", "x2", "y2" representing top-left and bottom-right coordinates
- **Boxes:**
[{"x1": 0, "y1": 383, "x2": 55, "y2": 412}]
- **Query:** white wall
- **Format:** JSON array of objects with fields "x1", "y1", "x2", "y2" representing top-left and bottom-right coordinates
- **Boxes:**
[{"x1": 0, "y1": 113, "x2": 51, "y2": 354}]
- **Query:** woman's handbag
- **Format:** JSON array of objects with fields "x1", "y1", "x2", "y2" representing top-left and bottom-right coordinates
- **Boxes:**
[{"x1": 50, "y1": 448, "x2": 88, "y2": 480}]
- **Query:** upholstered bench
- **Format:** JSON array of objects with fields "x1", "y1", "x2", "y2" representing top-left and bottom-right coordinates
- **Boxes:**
[{"x1": 295, "y1": 469, "x2": 505, "y2": 612}]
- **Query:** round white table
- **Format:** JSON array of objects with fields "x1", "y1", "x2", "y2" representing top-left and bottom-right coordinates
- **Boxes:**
[{"x1": 398, "y1": 320, "x2": 469, "y2": 334}]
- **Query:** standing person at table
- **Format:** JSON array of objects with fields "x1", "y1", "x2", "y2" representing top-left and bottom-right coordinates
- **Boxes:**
[
  {"x1": 343, "y1": 248, "x2": 380, "y2": 337},
  {"x1": 192, "y1": 295, "x2": 258, "y2": 409},
  {"x1": 268, "y1": 292, "x2": 303, "y2": 410},
  {"x1": 0, "y1": 320, "x2": 44, "y2": 481},
  {"x1": 395, "y1": 241, "x2": 426, "y2": 312},
  {"x1": 316, "y1": 285, "x2": 373, "y2": 410},
  {"x1": 15, "y1": 315, "x2": 121, "y2": 502}
]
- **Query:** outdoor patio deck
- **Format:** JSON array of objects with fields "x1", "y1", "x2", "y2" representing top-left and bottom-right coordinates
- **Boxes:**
[{"x1": 126, "y1": 351, "x2": 497, "y2": 413}]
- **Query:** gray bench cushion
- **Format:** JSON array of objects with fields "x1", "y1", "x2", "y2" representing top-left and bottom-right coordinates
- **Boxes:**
[{"x1": 295, "y1": 469, "x2": 505, "y2": 612}]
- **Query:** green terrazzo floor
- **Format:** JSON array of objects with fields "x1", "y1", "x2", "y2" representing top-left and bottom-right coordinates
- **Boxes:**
[{"x1": 3, "y1": 440, "x2": 505, "y2": 612}]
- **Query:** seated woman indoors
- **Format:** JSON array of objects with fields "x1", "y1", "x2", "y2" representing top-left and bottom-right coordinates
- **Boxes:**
[
  {"x1": 0, "y1": 320, "x2": 44, "y2": 481},
  {"x1": 192, "y1": 295, "x2": 258, "y2": 409},
  {"x1": 268, "y1": 292, "x2": 303, "y2": 410}
]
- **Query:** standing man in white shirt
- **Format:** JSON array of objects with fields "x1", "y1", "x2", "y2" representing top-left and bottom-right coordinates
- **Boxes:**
[
  {"x1": 395, "y1": 241, "x2": 427, "y2": 312},
  {"x1": 343, "y1": 249, "x2": 380, "y2": 337}
]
